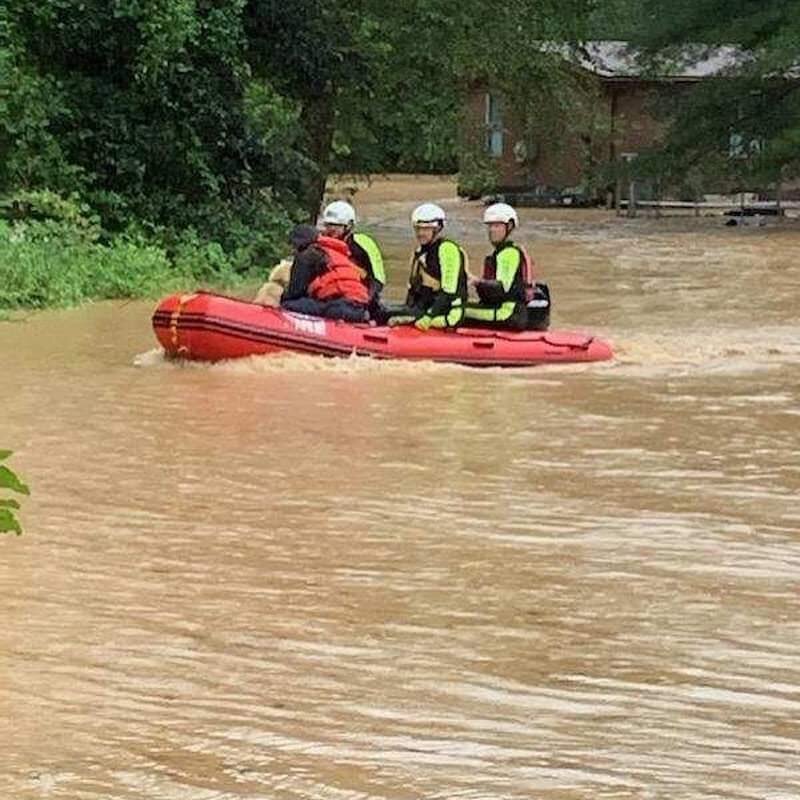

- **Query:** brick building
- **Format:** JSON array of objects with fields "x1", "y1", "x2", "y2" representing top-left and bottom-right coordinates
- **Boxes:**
[{"x1": 465, "y1": 42, "x2": 745, "y2": 200}]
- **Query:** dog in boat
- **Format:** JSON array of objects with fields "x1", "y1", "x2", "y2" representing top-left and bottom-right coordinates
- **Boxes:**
[{"x1": 253, "y1": 259, "x2": 292, "y2": 307}]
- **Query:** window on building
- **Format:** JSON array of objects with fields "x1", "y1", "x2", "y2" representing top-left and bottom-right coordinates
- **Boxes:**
[
  {"x1": 729, "y1": 132, "x2": 745, "y2": 158},
  {"x1": 729, "y1": 132, "x2": 764, "y2": 159},
  {"x1": 485, "y1": 93, "x2": 504, "y2": 158}
]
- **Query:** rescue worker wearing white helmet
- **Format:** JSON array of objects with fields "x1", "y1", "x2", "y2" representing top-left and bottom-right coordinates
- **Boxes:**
[
  {"x1": 381, "y1": 202, "x2": 468, "y2": 329},
  {"x1": 464, "y1": 202, "x2": 540, "y2": 331},
  {"x1": 320, "y1": 200, "x2": 386, "y2": 315}
]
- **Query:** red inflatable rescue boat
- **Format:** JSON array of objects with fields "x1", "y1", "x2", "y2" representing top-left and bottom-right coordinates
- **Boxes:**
[{"x1": 152, "y1": 292, "x2": 613, "y2": 367}]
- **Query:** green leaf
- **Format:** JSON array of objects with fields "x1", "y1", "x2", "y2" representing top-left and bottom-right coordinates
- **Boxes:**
[
  {"x1": 0, "y1": 450, "x2": 12, "y2": 460},
  {"x1": 0, "y1": 466, "x2": 30, "y2": 495},
  {"x1": 0, "y1": 508, "x2": 22, "y2": 535},
  {"x1": 0, "y1": 498, "x2": 20, "y2": 509}
]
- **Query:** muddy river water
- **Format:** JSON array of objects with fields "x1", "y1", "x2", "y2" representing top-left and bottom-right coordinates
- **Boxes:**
[{"x1": 2, "y1": 176, "x2": 799, "y2": 798}]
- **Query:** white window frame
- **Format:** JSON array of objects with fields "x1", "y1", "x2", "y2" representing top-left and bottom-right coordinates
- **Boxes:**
[{"x1": 485, "y1": 92, "x2": 504, "y2": 158}]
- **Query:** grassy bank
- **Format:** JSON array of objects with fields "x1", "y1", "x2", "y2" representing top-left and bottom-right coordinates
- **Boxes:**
[
  {"x1": 0, "y1": 218, "x2": 260, "y2": 311},
  {"x1": 0, "y1": 189, "x2": 291, "y2": 311}
]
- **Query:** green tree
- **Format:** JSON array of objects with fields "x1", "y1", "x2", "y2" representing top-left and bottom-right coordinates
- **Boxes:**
[
  {"x1": 244, "y1": 0, "x2": 394, "y2": 216},
  {"x1": 330, "y1": 1, "x2": 461, "y2": 175},
  {"x1": 625, "y1": 0, "x2": 800, "y2": 188},
  {"x1": 2, "y1": 0, "x2": 302, "y2": 259},
  {"x1": 331, "y1": 0, "x2": 597, "y2": 185},
  {"x1": 3, "y1": 0, "x2": 610, "y2": 258},
  {"x1": 0, "y1": 450, "x2": 29, "y2": 535}
]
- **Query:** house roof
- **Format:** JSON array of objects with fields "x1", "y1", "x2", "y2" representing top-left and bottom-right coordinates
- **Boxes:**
[
  {"x1": 585, "y1": 40, "x2": 746, "y2": 78},
  {"x1": 544, "y1": 40, "x2": 748, "y2": 80}
]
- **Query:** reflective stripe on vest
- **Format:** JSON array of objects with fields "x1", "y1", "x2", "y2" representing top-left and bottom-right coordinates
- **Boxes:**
[
  {"x1": 483, "y1": 242, "x2": 536, "y2": 303},
  {"x1": 351, "y1": 232, "x2": 385, "y2": 285},
  {"x1": 309, "y1": 235, "x2": 369, "y2": 304}
]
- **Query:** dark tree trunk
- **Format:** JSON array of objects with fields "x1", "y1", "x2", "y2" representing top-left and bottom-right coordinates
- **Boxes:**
[{"x1": 299, "y1": 89, "x2": 335, "y2": 223}]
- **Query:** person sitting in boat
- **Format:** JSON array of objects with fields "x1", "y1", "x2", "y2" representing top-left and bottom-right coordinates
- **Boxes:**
[
  {"x1": 465, "y1": 202, "x2": 531, "y2": 330},
  {"x1": 381, "y1": 203, "x2": 467, "y2": 330},
  {"x1": 464, "y1": 202, "x2": 549, "y2": 331},
  {"x1": 280, "y1": 224, "x2": 369, "y2": 322},
  {"x1": 320, "y1": 201, "x2": 386, "y2": 317}
]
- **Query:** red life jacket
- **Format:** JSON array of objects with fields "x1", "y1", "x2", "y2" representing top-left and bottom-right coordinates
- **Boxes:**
[
  {"x1": 482, "y1": 241, "x2": 536, "y2": 303},
  {"x1": 309, "y1": 236, "x2": 369, "y2": 304}
]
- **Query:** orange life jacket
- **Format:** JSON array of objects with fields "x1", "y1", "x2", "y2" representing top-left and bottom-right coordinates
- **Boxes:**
[{"x1": 309, "y1": 236, "x2": 369, "y2": 304}]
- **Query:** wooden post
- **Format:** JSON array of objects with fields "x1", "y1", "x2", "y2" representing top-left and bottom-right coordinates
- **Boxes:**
[
  {"x1": 627, "y1": 179, "x2": 637, "y2": 218},
  {"x1": 620, "y1": 152, "x2": 637, "y2": 218}
]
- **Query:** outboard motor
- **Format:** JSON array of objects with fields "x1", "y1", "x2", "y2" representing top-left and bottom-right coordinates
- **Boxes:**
[{"x1": 526, "y1": 282, "x2": 550, "y2": 330}]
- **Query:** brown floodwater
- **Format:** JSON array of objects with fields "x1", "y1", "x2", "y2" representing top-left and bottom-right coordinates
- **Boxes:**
[{"x1": 2, "y1": 176, "x2": 800, "y2": 799}]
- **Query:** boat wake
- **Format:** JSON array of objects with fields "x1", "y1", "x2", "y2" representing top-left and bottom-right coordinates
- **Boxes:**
[
  {"x1": 611, "y1": 325, "x2": 800, "y2": 376},
  {"x1": 132, "y1": 347, "x2": 471, "y2": 375}
]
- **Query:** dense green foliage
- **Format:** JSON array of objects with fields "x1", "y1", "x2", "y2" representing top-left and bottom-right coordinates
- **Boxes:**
[
  {"x1": 0, "y1": 218, "x2": 241, "y2": 309},
  {"x1": 607, "y1": 0, "x2": 800, "y2": 190},
  {"x1": 2, "y1": 0, "x2": 797, "y2": 310},
  {"x1": 329, "y1": 3, "x2": 460, "y2": 175},
  {"x1": 244, "y1": 0, "x2": 391, "y2": 211},
  {"x1": 0, "y1": 191, "x2": 244, "y2": 308},
  {"x1": 0, "y1": 450, "x2": 28, "y2": 535},
  {"x1": 1, "y1": 0, "x2": 596, "y2": 311},
  {"x1": 1, "y1": 1, "x2": 298, "y2": 252},
  {"x1": 333, "y1": 0, "x2": 595, "y2": 178}
]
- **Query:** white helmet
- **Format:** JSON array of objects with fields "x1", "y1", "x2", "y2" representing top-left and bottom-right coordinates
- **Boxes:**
[
  {"x1": 411, "y1": 202, "x2": 446, "y2": 228},
  {"x1": 321, "y1": 200, "x2": 356, "y2": 227},
  {"x1": 483, "y1": 202, "x2": 518, "y2": 227}
]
